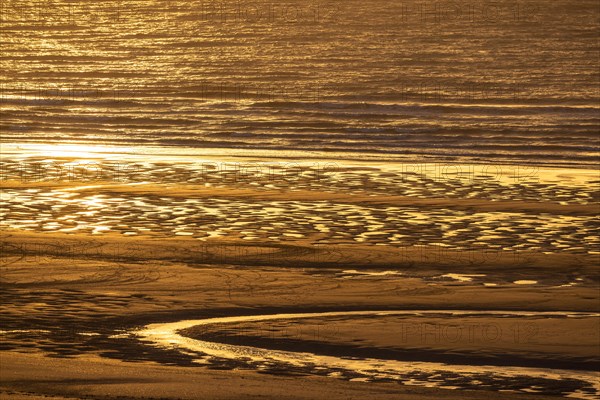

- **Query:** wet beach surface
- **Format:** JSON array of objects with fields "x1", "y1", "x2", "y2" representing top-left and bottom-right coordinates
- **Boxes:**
[
  {"x1": 1, "y1": 214, "x2": 599, "y2": 399},
  {"x1": 1, "y1": 0, "x2": 599, "y2": 397},
  {"x1": 1, "y1": 152, "x2": 599, "y2": 399},
  {"x1": 2, "y1": 155, "x2": 598, "y2": 252}
]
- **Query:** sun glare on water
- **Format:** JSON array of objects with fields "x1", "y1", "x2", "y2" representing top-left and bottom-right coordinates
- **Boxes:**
[{"x1": 11, "y1": 143, "x2": 134, "y2": 159}]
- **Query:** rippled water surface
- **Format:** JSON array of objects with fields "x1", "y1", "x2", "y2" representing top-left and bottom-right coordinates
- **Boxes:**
[{"x1": 1, "y1": 0, "x2": 598, "y2": 166}]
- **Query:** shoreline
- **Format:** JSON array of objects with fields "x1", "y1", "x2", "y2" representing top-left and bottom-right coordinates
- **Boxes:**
[
  {"x1": 3, "y1": 142, "x2": 599, "y2": 170},
  {"x1": 1, "y1": 146, "x2": 598, "y2": 399}
]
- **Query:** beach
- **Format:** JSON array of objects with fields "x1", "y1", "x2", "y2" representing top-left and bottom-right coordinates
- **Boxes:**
[
  {"x1": 1, "y1": 148, "x2": 599, "y2": 399},
  {"x1": 1, "y1": 227, "x2": 598, "y2": 399},
  {"x1": 1, "y1": 0, "x2": 599, "y2": 398}
]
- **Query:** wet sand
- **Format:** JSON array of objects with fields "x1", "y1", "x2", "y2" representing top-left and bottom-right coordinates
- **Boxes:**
[
  {"x1": 1, "y1": 154, "x2": 599, "y2": 399},
  {"x1": 2, "y1": 351, "x2": 568, "y2": 400},
  {"x1": 1, "y1": 229, "x2": 599, "y2": 399}
]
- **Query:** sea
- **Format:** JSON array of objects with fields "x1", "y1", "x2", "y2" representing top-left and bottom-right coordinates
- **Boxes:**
[{"x1": 1, "y1": 0, "x2": 598, "y2": 167}]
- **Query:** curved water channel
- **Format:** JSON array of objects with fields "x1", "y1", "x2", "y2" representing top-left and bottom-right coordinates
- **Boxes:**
[{"x1": 137, "y1": 310, "x2": 600, "y2": 399}]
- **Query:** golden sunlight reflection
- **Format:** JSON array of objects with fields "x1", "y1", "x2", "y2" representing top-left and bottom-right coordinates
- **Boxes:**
[
  {"x1": 8, "y1": 143, "x2": 136, "y2": 159},
  {"x1": 1, "y1": 1, "x2": 598, "y2": 399}
]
